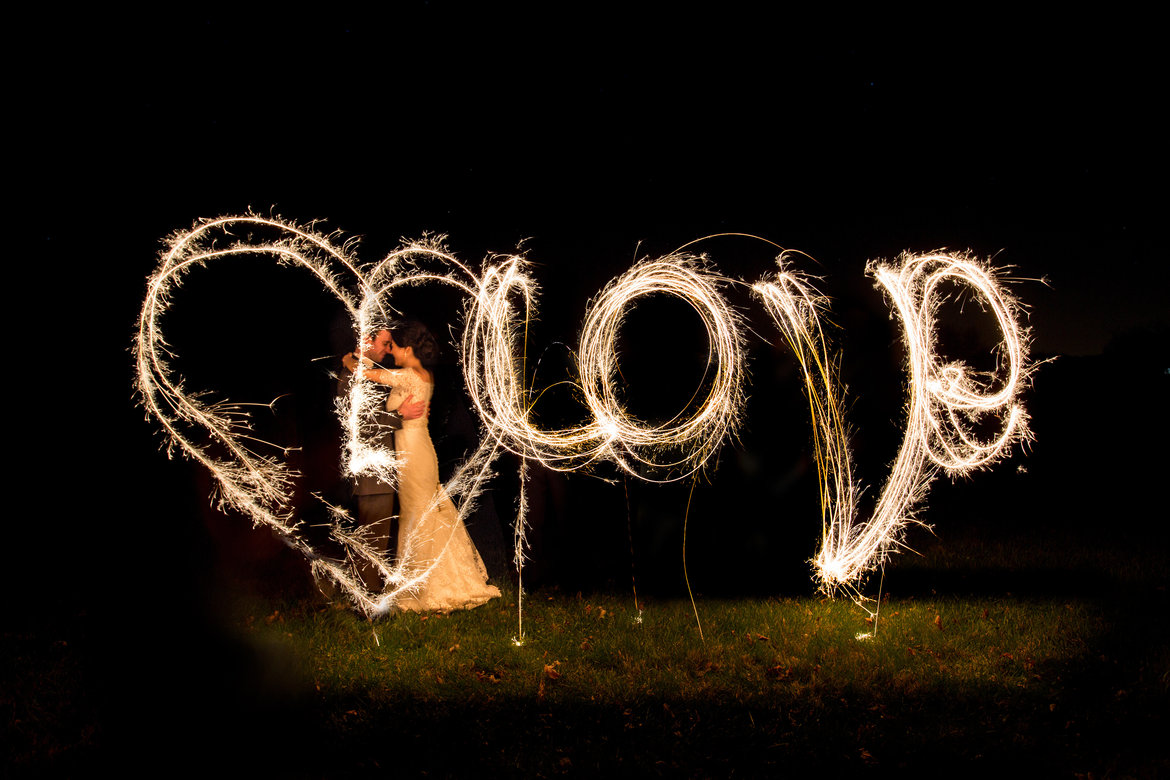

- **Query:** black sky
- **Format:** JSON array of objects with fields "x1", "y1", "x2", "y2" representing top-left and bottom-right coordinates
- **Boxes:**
[
  {"x1": 5, "y1": 20, "x2": 1166, "y2": 777},
  {"x1": 12, "y1": 9, "x2": 1165, "y2": 601},
  {"x1": 29, "y1": 10, "x2": 1163, "y2": 361}
]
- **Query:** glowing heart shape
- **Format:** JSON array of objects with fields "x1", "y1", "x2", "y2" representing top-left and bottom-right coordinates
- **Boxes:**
[
  {"x1": 134, "y1": 216, "x2": 518, "y2": 616},
  {"x1": 136, "y1": 215, "x2": 1033, "y2": 621}
]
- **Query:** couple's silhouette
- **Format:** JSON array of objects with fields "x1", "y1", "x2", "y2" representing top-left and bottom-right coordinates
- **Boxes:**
[{"x1": 342, "y1": 320, "x2": 500, "y2": 612}]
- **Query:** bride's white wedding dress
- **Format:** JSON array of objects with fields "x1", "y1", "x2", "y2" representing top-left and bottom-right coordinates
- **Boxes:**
[{"x1": 379, "y1": 368, "x2": 501, "y2": 612}]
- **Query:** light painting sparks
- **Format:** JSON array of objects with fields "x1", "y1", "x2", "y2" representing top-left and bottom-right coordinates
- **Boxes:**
[
  {"x1": 757, "y1": 251, "x2": 1033, "y2": 601},
  {"x1": 135, "y1": 215, "x2": 1034, "y2": 628},
  {"x1": 752, "y1": 254, "x2": 859, "y2": 589},
  {"x1": 135, "y1": 216, "x2": 508, "y2": 617},
  {"x1": 462, "y1": 253, "x2": 746, "y2": 482}
]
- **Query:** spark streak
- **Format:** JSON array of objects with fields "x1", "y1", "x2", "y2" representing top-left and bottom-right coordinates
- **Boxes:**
[
  {"x1": 137, "y1": 214, "x2": 1033, "y2": 624},
  {"x1": 758, "y1": 251, "x2": 1032, "y2": 596},
  {"x1": 134, "y1": 216, "x2": 508, "y2": 617},
  {"x1": 753, "y1": 255, "x2": 858, "y2": 587},
  {"x1": 462, "y1": 254, "x2": 745, "y2": 481}
]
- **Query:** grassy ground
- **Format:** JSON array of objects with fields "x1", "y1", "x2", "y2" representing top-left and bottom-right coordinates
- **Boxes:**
[{"x1": 4, "y1": 523, "x2": 1168, "y2": 777}]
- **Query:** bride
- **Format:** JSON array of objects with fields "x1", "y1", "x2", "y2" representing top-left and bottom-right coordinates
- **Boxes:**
[{"x1": 343, "y1": 320, "x2": 501, "y2": 612}]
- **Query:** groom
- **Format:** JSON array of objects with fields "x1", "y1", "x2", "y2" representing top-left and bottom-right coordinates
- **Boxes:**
[{"x1": 340, "y1": 327, "x2": 426, "y2": 589}]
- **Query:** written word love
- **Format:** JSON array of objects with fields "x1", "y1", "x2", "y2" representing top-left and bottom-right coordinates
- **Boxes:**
[{"x1": 135, "y1": 216, "x2": 1031, "y2": 616}]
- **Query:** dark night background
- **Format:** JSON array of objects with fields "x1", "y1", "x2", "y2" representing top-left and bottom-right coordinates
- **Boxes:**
[{"x1": 10, "y1": 5, "x2": 1166, "y2": 772}]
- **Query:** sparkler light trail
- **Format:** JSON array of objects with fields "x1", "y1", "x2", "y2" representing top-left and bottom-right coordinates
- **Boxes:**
[
  {"x1": 136, "y1": 214, "x2": 1033, "y2": 625},
  {"x1": 753, "y1": 254, "x2": 858, "y2": 587},
  {"x1": 756, "y1": 251, "x2": 1033, "y2": 599},
  {"x1": 462, "y1": 254, "x2": 746, "y2": 481},
  {"x1": 135, "y1": 216, "x2": 510, "y2": 617},
  {"x1": 458, "y1": 253, "x2": 747, "y2": 638}
]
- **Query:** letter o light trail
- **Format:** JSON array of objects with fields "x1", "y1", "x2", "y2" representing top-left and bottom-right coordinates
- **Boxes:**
[
  {"x1": 463, "y1": 255, "x2": 746, "y2": 481},
  {"x1": 135, "y1": 216, "x2": 1033, "y2": 621}
]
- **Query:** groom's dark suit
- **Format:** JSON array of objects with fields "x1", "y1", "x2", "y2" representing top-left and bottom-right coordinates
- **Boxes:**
[{"x1": 336, "y1": 357, "x2": 402, "y2": 589}]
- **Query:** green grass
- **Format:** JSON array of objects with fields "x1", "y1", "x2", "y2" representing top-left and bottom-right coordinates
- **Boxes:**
[
  {"x1": 221, "y1": 567, "x2": 1164, "y2": 776},
  {"x1": 5, "y1": 525, "x2": 1167, "y2": 777},
  {"x1": 269, "y1": 591, "x2": 1096, "y2": 707}
]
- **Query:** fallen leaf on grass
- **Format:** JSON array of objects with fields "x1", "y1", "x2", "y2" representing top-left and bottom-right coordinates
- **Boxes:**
[
  {"x1": 933, "y1": 614, "x2": 943, "y2": 631},
  {"x1": 537, "y1": 664, "x2": 561, "y2": 700}
]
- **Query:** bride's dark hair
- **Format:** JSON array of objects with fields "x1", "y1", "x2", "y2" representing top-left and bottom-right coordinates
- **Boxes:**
[{"x1": 391, "y1": 320, "x2": 440, "y2": 366}]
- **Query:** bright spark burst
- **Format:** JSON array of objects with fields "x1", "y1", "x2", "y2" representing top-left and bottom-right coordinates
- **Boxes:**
[
  {"x1": 758, "y1": 251, "x2": 1033, "y2": 599},
  {"x1": 135, "y1": 215, "x2": 509, "y2": 617},
  {"x1": 458, "y1": 253, "x2": 746, "y2": 637},
  {"x1": 462, "y1": 253, "x2": 745, "y2": 481},
  {"x1": 136, "y1": 214, "x2": 1033, "y2": 623},
  {"x1": 752, "y1": 254, "x2": 859, "y2": 587}
]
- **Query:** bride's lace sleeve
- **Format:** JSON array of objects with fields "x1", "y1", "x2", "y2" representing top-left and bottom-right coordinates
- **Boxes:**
[
  {"x1": 361, "y1": 368, "x2": 413, "y2": 412},
  {"x1": 362, "y1": 366, "x2": 398, "y2": 386}
]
